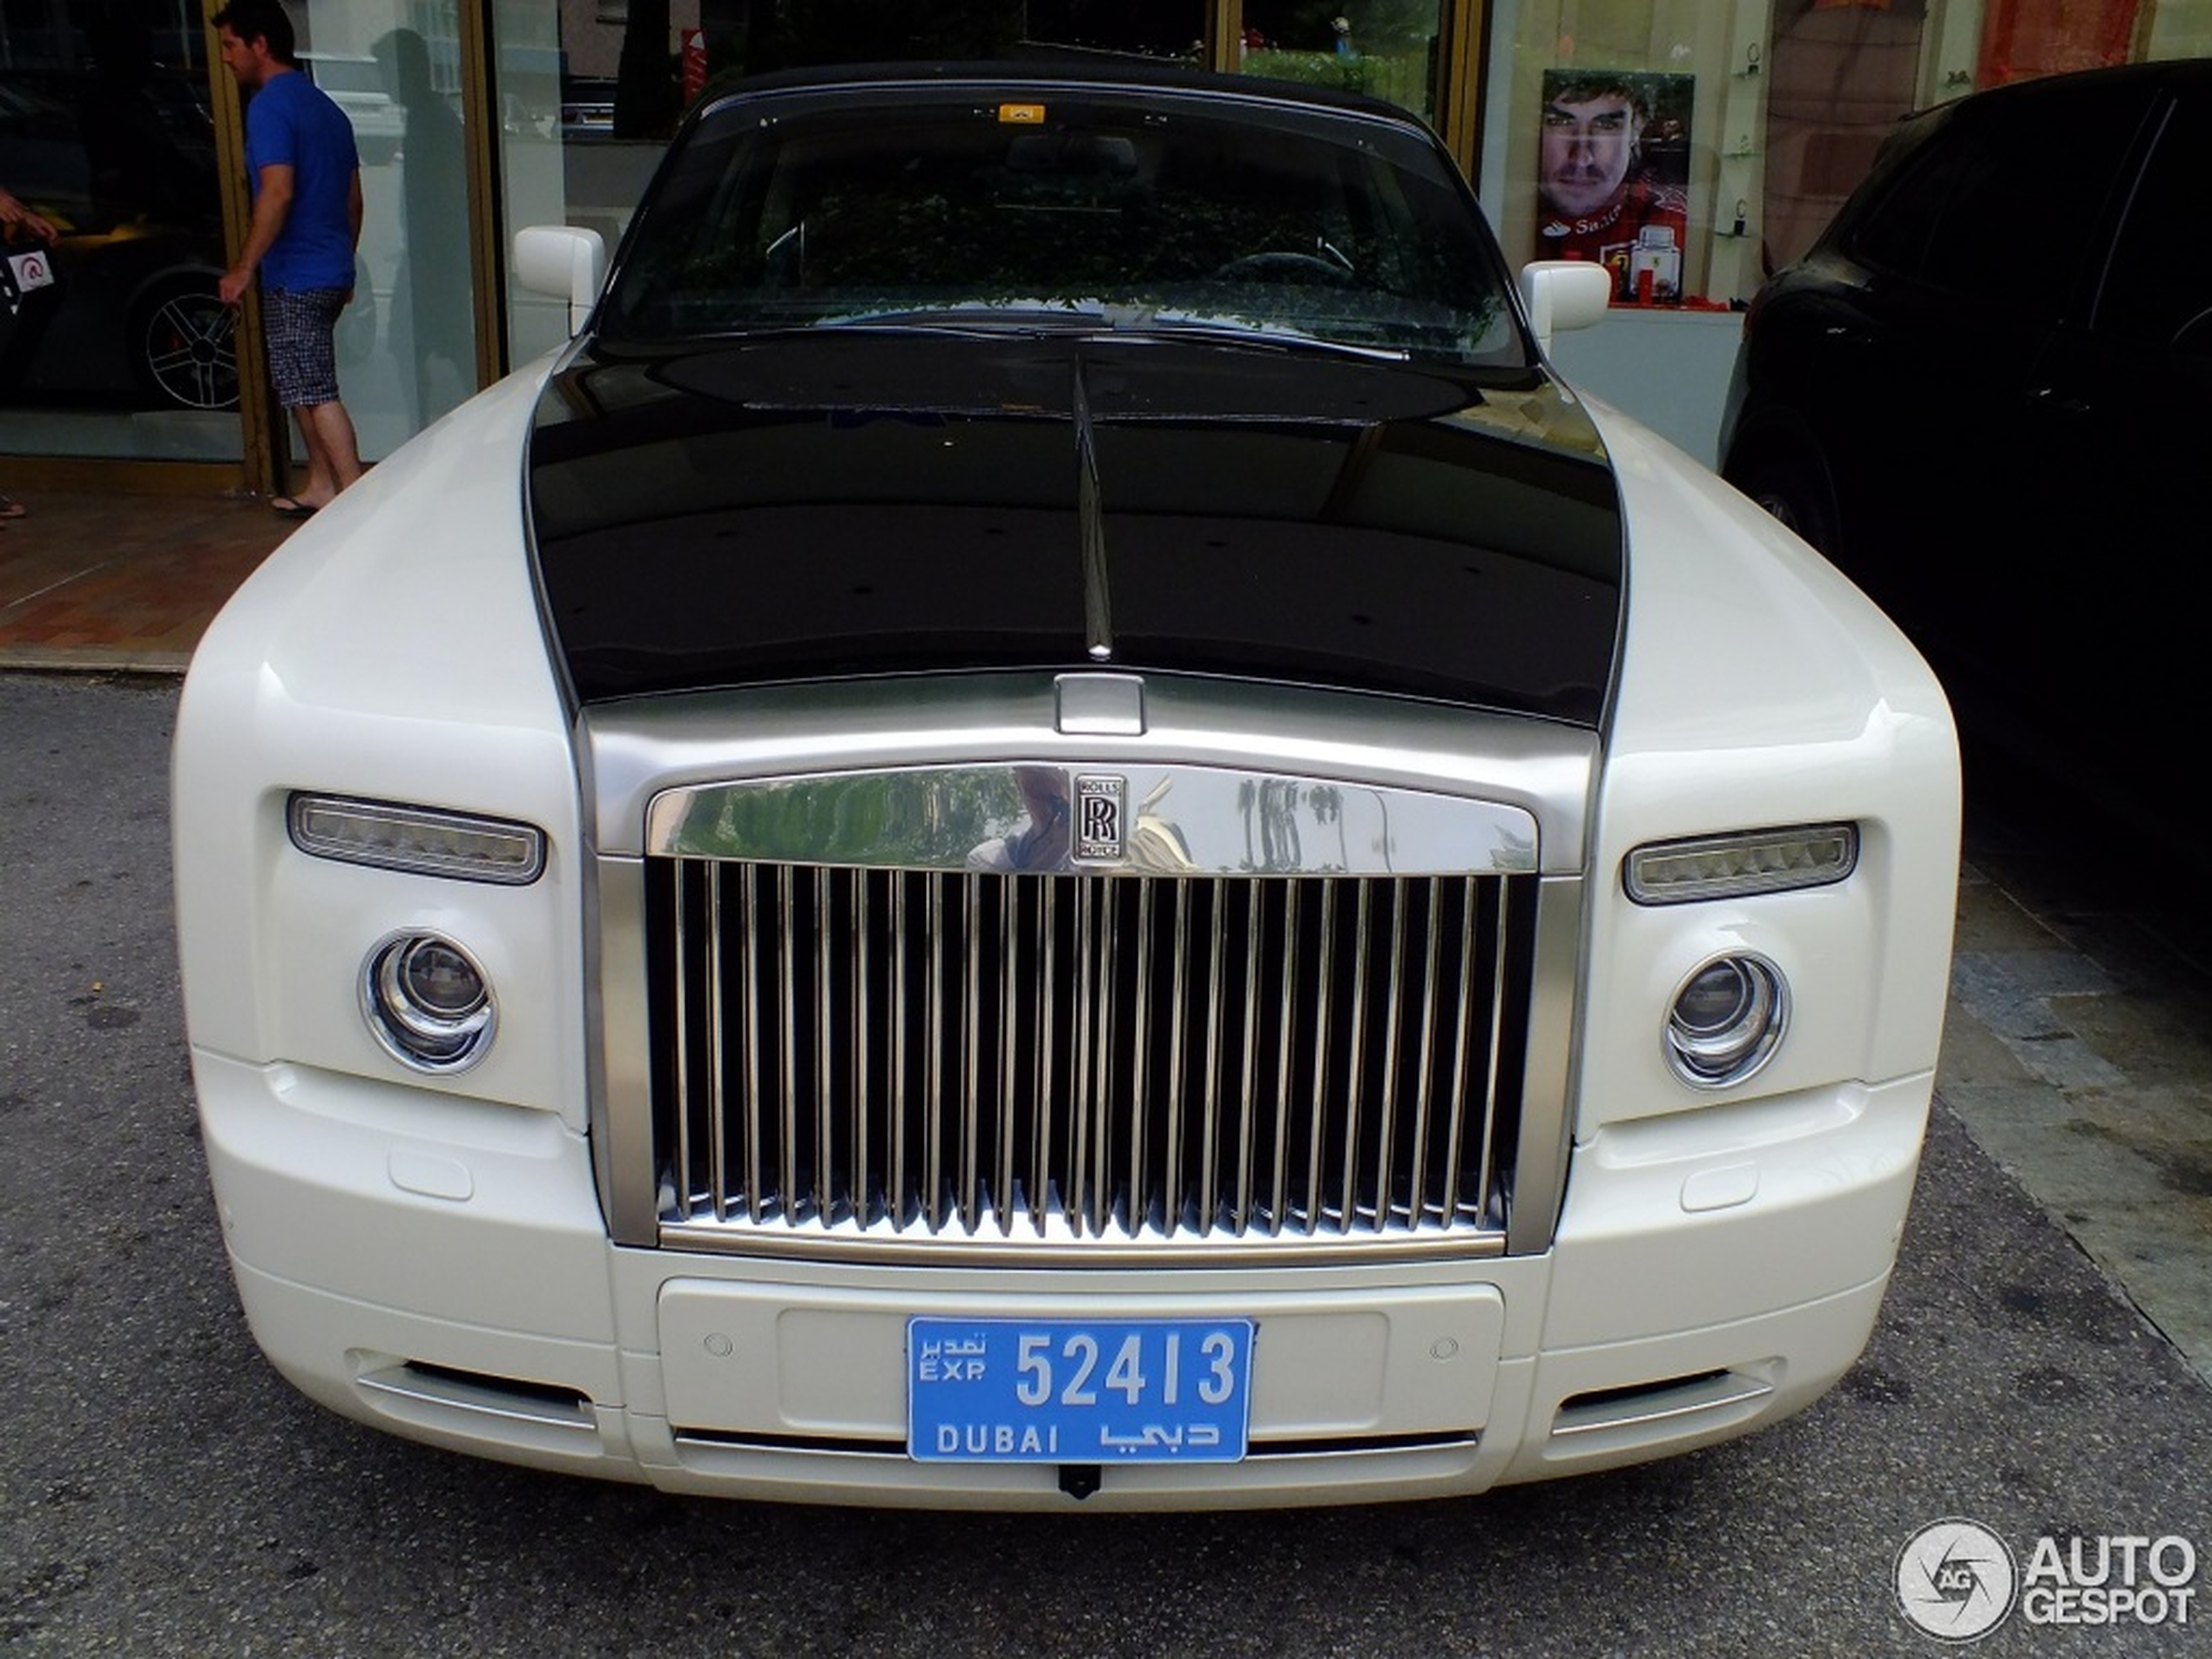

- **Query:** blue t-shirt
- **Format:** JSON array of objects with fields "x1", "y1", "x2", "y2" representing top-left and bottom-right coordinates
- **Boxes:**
[{"x1": 245, "y1": 68, "x2": 361, "y2": 293}]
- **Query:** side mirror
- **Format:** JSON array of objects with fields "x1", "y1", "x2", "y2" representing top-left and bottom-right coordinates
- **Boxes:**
[
  {"x1": 513, "y1": 225, "x2": 608, "y2": 337},
  {"x1": 1520, "y1": 260, "x2": 1614, "y2": 350}
]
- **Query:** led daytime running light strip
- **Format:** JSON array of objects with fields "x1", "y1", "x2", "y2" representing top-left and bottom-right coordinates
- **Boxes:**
[
  {"x1": 288, "y1": 794, "x2": 546, "y2": 886},
  {"x1": 1624, "y1": 822, "x2": 1858, "y2": 905}
]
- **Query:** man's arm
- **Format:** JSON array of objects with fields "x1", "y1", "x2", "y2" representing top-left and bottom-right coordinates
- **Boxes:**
[
  {"x1": 343, "y1": 169, "x2": 363, "y2": 300},
  {"x1": 219, "y1": 161, "x2": 295, "y2": 307},
  {"x1": 0, "y1": 186, "x2": 57, "y2": 244}
]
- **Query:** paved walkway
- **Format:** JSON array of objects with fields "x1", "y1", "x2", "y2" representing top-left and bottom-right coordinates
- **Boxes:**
[
  {"x1": 1943, "y1": 759, "x2": 2212, "y2": 1387},
  {"x1": 0, "y1": 488, "x2": 292, "y2": 675}
]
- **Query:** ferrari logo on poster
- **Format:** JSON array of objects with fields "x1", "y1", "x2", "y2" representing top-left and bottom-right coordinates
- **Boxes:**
[{"x1": 7, "y1": 251, "x2": 54, "y2": 293}]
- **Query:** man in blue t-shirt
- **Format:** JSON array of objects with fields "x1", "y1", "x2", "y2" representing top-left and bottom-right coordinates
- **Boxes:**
[{"x1": 215, "y1": 0, "x2": 364, "y2": 519}]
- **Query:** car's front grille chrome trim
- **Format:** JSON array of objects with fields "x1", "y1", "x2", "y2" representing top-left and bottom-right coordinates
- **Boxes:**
[{"x1": 648, "y1": 860, "x2": 1534, "y2": 1258}]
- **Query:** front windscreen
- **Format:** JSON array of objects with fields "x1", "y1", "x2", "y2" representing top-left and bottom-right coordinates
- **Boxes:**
[{"x1": 598, "y1": 81, "x2": 1527, "y2": 368}]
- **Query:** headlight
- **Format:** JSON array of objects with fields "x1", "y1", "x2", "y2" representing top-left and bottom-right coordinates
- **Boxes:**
[
  {"x1": 1663, "y1": 953, "x2": 1788, "y2": 1088},
  {"x1": 289, "y1": 794, "x2": 545, "y2": 885},
  {"x1": 361, "y1": 932, "x2": 496, "y2": 1072},
  {"x1": 1623, "y1": 823, "x2": 1857, "y2": 905}
]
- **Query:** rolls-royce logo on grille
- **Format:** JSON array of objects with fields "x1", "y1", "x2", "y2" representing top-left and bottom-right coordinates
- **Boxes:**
[{"x1": 1073, "y1": 774, "x2": 1126, "y2": 863}]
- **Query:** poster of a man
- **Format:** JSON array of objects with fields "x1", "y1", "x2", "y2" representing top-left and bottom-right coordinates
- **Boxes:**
[{"x1": 1534, "y1": 70, "x2": 1692, "y2": 304}]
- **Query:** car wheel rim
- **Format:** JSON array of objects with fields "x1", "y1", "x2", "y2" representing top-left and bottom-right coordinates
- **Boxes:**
[
  {"x1": 1754, "y1": 491, "x2": 1799, "y2": 531},
  {"x1": 143, "y1": 291, "x2": 240, "y2": 410}
]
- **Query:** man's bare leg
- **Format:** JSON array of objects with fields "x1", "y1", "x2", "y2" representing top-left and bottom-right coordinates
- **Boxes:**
[{"x1": 287, "y1": 399, "x2": 364, "y2": 509}]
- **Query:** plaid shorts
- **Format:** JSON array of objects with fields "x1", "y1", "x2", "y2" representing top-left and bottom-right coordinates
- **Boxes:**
[{"x1": 264, "y1": 287, "x2": 347, "y2": 408}]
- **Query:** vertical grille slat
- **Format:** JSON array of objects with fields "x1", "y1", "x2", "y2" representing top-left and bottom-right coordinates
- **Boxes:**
[
  {"x1": 1196, "y1": 886, "x2": 1222, "y2": 1234},
  {"x1": 1338, "y1": 883, "x2": 1372, "y2": 1227},
  {"x1": 1163, "y1": 883, "x2": 1190, "y2": 1232},
  {"x1": 703, "y1": 863, "x2": 726, "y2": 1224},
  {"x1": 814, "y1": 867, "x2": 836, "y2": 1227},
  {"x1": 775, "y1": 866, "x2": 799, "y2": 1225},
  {"x1": 1371, "y1": 882, "x2": 1407, "y2": 1226},
  {"x1": 1470, "y1": 876, "x2": 1516, "y2": 1224},
  {"x1": 669, "y1": 859, "x2": 696, "y2": 1224},
  {"x1": 1233, "y1": 885, "x2": 1264, "y2": 1234},
  {"x1": 651, "y1": 862, "x2": 1532, "y2": 1250},
  {"x1": 1028, "y1": 881, "x2": 1055, "y2": 1237},
  {"x1": 1087, "y1": 885, "x2": 1116, "y2": 1238},
  {"x1": 961, "y1": 873, "x2": 984, "y2": 1230},
  {"x1": 1303, "y1": 881, "x2": 1337, "y2": 1238},
  {"x1": 887, "y1": 874, "x2": 909, "y2": 1229},
  {"x1": 1437, "y1": 876, "x2": 1477, "y2": 1225},
  {"x1": 850, "y1": 873, "x2": 871, "y2": 1228},
  {"x1": 924, "y1": 876, "x2": 947, "y2": 1231},
  {"x1": 1069, "y1": 881, "x2": 1096, "y2": 1237},
  {"x1": 1404, "y1": 878, "x2": 1444, "y2": 1226},
  {"x1": 1129, "y1": 883, "x2": 1155, "y2": 1233},
  {"x1": 994, "y1": 880, "x2": 1015, "y2": 1236},
  {"x1": 1268, "y1": 880, "x2": 1301, "y2": 1238},
  {"x1": 738, "y1": 865, "x2": 765, "y2": 1221}
]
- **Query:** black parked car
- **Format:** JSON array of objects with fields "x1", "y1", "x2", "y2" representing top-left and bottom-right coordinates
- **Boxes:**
[
  {"x1": 0, "y1": 69, "x2": 236, "y2": 411},
  {"x1": 1720, "y1": 60, "x2": 2210, "y2": 823}
]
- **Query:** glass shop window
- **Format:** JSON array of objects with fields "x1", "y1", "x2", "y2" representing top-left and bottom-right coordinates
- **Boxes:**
[
  {"x1": 1478, "y1": 0, "x2": 2209, "y2": 314},
  {"x1": 0, "y1": 2, "x2": 239, "y2": 462},
  {"x1": 493, "y1": 2, "x2": 1210, "y2": 361},
  {"x1": 1022, "y1": 1, "x2": 1207, "y2": 61},
  {"x1": 294, "y1": 1, "x2": 482, "y2": 461},
  {"x1": 1238, "y1": 1, "x2": 1445, "y2": 123},
  {"x1": 494, "y1": 0, "x2": 703, "y2": 364},
  {"x1": 1483, "y1": 0, "x2": 1942, "y2": 313}
]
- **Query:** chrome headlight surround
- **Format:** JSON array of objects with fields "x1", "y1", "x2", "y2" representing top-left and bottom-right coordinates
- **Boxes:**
[
  {"x1": 1663, "y1": 953, "x2": 1789, "y2": 1089},
  {"x1": 1622, "y1": 823, "x2": 1858, "y2": 906},
  {"x1": 361, "y1": 931, "x2": 497, "y2": 1073},
  {"x1": 289, "y1": 793, "x2": 546, "y2": 886}
]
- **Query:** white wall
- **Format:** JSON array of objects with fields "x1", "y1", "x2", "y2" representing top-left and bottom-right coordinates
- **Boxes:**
[{"x1": 1543, "y1": 306, "x2": 1742, "y2": 467}]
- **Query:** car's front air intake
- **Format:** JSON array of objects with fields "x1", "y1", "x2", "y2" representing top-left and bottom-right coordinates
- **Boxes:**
[{"x1": 646, "y1": 860, "x2": 1534, "y2": 1257}]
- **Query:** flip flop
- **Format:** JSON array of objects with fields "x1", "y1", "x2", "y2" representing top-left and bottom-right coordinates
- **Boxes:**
[
  {"x1": 271, "y1": 496, "x2": 318, "y2": 520},
  {"x1": 0, "y1": 494, "x2": 25, "y2": 518}
]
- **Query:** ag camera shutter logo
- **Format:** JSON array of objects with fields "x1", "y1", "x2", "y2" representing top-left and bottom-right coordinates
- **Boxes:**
[{"x1": 1895, "y1": 1518, "x2": 2018, "y2": 1642}]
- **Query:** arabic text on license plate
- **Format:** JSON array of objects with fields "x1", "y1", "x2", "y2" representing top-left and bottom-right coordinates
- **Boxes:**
[{"x1": 907, "y1": 1318, "x2": 1253, "y2": 1463}]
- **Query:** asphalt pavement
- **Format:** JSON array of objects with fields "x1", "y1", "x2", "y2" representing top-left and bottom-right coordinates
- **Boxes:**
[{"x1": 3, "y1": 672, "x2": 2209, "y2": 1657}]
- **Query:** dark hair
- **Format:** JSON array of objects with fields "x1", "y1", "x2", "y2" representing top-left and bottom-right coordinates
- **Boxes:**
[
  {"x1": 1543, "y1": 71, "x2": 1655, "y2": 122},
  {"x1": 211, "y1": 1, "x2": 297, "y2": 65}
]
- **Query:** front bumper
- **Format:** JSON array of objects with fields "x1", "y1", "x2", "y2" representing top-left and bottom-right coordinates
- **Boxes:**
[{"x1": 197, "y1": 1049, "x2": 1928, "y2": 1509}]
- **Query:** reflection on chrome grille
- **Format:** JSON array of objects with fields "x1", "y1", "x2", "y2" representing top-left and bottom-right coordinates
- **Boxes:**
[{"x1": 648, "y1": 860, "x2": 1534, "y2": 1249}]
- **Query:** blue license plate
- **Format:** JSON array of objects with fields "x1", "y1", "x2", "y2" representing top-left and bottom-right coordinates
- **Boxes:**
[{"x1": 908, "y1": 1317, "x2": 1253, "y2": 1463}]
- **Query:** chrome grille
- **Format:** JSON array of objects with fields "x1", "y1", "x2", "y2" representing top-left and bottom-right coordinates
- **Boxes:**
[{"x1": 647, "y1": 860, "x2": 1534, "y2": 1251}]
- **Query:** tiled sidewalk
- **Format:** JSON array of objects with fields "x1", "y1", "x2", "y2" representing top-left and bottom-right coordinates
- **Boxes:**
[{"x1": 0, "y1": 489, "x2": 292, "y2": 674}]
